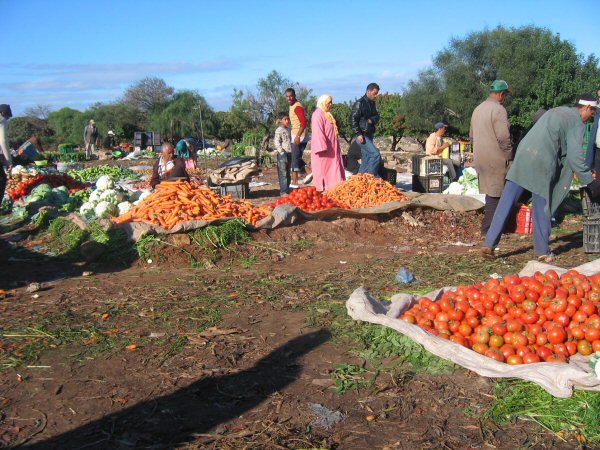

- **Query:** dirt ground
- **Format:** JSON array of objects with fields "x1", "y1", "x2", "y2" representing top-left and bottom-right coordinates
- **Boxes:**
[{"x1": 0, "y1": 161, "x2": 596, "y2": 449}]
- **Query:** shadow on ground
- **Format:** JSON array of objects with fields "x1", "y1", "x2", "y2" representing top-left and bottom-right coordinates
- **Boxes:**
[{"x1": 23, "y1": 329, "x2": 331, "y2": 449}]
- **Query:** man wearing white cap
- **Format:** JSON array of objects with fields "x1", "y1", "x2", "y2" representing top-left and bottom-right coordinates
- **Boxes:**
[
  {"x1": 482, "y1": 94, "x2": 599, "y2": 262},
  {"x1": 84, "y1": 119, "x2": 98, "y2": 160}
]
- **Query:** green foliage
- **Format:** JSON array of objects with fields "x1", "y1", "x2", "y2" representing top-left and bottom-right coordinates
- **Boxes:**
[
  {"x1": 42, "y1": 151, "x2": 86, "y2": 163},
  {"x1": 376, "y1": 93, "x2": 405, "y2": 150},
  {"x1": 331, "y1": 102, "x2": 353, "y2": 143},
  {"x1": 192, "y1": 219, "x2": 250, "y2": 249},
  {"x1": 331, "y1": 363, "x2": 372, "y2": 394},
  {"x1": 7, "y1": 117, "x2": 43, "y2": 149},
  {"x1": 356, "y1": 325, "x2": 456, "y2": 374},
  {"x1": 402, "y1": 25, "x2": 600, "y2": 135},
  {"x1": 47, "y1": 107, "x2": 86, "y2": 145},
  {"x1": 484, "y1": 380, "x2": 600, "y2": 445},
  {"x1": 400, "y1": 68, "x2": 448, "y2": 134},
  {"x1": 85, "y1": 102, "x2": 141, "y2": 142},
  {"x1": 47, "y1": 218, "x2": 87, "y2": 254},
  {"x1": 149, "y1": 90, "x2": 218, "y2": 142}
]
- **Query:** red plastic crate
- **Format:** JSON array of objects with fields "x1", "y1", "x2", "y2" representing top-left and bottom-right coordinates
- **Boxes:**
[
  {"x1": 515, "y1": 205, "x2": 533, "y2": 234},
  {"x1": 506, "y1": 204, "x2": 532, "y2": 234}
]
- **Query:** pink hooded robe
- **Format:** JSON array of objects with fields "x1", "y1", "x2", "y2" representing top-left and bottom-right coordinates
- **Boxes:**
[{"x1": 310, "y1": 108, "x2": 345, "y2": 192}]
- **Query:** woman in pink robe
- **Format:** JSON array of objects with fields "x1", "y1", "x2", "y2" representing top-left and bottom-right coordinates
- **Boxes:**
[{"x1": 310, "y1": 95, "x2": 346, "y2": 192}]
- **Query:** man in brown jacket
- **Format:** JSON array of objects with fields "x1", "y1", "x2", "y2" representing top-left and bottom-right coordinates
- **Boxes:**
[{"x1": 470, "y1": 80, "x2": 513, "y2": 235}]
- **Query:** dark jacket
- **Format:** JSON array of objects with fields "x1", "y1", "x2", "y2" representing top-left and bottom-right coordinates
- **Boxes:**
[
  {"x1": 84, "y1": 125, "x2": 98, "y2": 144},
  {"x1": 350, "y1": 95, "x2": 380, "y2": 138},
  {"x1": 151, "y1": 157, "x2": 189, "y2": 188}
]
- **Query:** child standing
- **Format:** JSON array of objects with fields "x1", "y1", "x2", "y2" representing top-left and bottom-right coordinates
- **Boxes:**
[{"x1": 274, "y1": 112, "x2": 292, "y2": 195}]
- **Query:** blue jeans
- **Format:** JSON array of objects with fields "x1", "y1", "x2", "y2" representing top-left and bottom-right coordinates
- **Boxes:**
[
  {"x1": 484, "y1": 180, "x2": 552, "y2": 256},
  {"x1": 277, "y1": 152, "x2": 291, "y2": 195},
  {"x1": 357, "y1": 137, "x2": 381, "y2": 176}
]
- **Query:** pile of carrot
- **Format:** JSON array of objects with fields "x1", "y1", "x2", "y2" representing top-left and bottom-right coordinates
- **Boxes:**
[
  {"x1": 111, "y1": 180, "x2": 272, "y2": 228},
  {"x1": 324, "y1": 173, "x2": 408, "y2": 208}
]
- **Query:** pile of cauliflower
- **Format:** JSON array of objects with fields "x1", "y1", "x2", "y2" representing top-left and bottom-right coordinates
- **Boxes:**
[{"x1": 79, "y1": 175, "x2": 142, "y2": 221}]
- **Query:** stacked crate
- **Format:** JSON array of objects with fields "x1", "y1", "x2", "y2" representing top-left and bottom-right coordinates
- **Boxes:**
[{"x1": 582, "y1": 189, "x2": 600, "y2": 253}]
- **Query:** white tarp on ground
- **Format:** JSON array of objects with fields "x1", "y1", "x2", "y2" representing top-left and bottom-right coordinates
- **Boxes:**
[{"x1": 346, "y1": 260, "x2": 600, "y2": 398}]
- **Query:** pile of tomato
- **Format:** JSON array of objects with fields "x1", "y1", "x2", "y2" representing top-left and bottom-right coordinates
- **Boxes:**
[
  {"x1": 9, "y1": 174, "x2": 87, "y2": 201},
  {"x1": 400, "y1": 270, "x2": 600, "y2": 364},
  {"x1": 267, "y1": 186, "x2": 347, "y2": 211}
]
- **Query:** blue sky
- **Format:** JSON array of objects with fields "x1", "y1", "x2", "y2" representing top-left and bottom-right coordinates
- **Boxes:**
[{"x1": 3, "y1": 0, "x2": 598, "y2": 116}]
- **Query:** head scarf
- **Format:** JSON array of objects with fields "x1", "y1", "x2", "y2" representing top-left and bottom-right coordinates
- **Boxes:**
[{"x1": 316, "y1": 95, "x2": 338, "y2": 134}]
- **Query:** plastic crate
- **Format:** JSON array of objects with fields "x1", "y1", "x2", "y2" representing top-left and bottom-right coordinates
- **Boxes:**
[
  {"x1": 412, "y1": 174, "x2": 445, "y2": 193},
  {"x1": 382, "y1": 167, "x2": 397, "y2": 186},
  {"x1": 515, "y1": 205, "x2": 533, "y2": 234},
  {"x1": 219, "y1": 182, "x2": 249, "y2": 199},
  {"x1": 583, "y1": 216, "x2": 600, "y2": 253},
  {"x1": 411, "y1": 155, "x2": 443, "y2": 176},
  {"x1": 505, "y1": 204, "x2": 533, "y2": 234},
  {"x1": 581, "y1": 188, "x2": 600, "y2": 217}
]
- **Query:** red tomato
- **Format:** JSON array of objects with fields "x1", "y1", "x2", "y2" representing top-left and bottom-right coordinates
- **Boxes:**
[
  {"x1": 547, "y1": 326, "x2": 567, "y2": 344},
  {"x1": 522, "y1": 353, "x2": 541, "y2": 364},
  {"x1": 472, "y1": 342, "x2": 488, "y2": 354},
  {"x1": 506, "y1": 354, "x2": 523, "y2": 365},
  {"x1": 554, "y1": 313, "x2": 570, "y2": 327},
  {"x1": 592, "y1": 340, "x2": 600, "y2": 352},
  {"x1": 585, "y1": 326, "x2": 600, "y2": 342},
  {"x1": 545, "y1": 354, "x2": 567, "y2": 363},
  {"x1": 565, "y1": 341, "x2": 578, "y2": 356},
  {"x1": 485, "y1": 348, "x2": 505, "y2": 362},
  {"x1": 500, "y1": 344, "x2": 516, "y2": 359},
  {"x1": 536, "y1": 346, "x2": 553, "y2": 360},
  {"x1": 580, "y1": 302, "x2": 597, "y2": 316}
]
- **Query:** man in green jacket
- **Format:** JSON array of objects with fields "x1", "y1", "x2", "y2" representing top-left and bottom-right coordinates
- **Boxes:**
[{"x1": 482, "y1": 94, "x2": 599, "y2": 262}]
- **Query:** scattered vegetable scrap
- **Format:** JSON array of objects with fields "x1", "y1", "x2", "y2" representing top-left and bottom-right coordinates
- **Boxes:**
[
  {"x1": 112, "y1": 180, "x2": 272, "y2": 228},
  {"x1": 325, "y1": 173, "x2": 408, "y2": 209},
  {"x1": 400, "y1": 270, "x2": 600, "y2": 364}
]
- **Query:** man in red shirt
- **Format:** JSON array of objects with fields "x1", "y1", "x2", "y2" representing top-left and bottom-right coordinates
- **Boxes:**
[{"x1": 285, "y1": 88, "x2": 312, "y2": 188}]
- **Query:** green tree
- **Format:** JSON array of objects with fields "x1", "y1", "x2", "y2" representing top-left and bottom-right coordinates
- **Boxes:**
[
  {"x1": 400, "y1": 68, "x2": 447, "y2": 135},
  {"x1": 376, "y1": 93, "x2": 405, "y2": 151},
  {"x1": 85, "y1": 102, "x2": 141, "y2": 143},
  {"x1": 149, "y1": 90, "x2": 217, "y2": 142},
  {"x1": 238, "y1": 70, "x2": 315, "y2": 143},
  {"x1": 402, "y1": 26, "x2": 600, "y2": 135},
  {"x1": 8, "y1": 116, "x2": 52, "y2": 149},
  {"x1": 330, "y1": 102, "x2": 353, "y2": 144},
  {"x1": 47, "y1": 107, "x2": 86, "y2": 145}
]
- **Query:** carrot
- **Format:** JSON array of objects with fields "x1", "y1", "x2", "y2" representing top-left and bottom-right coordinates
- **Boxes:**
[
  {"x1": 324, "y1": 173, "x2": 407, "y2": 209},
  {"x1": 111, "y1": 180, "x2": 272, "y2": 228}
]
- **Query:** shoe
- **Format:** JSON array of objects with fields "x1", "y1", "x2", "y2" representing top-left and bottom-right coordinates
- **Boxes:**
[
  {"x1": 537, "y1": 253, "x2": 556, "y2": 264},
  {"x1": 289, "y1": 184, "x2": 299, "y2": 189},
  {"x1": 302, "y1": 173, "x2": 313, "y2": 184},
  {"x1": 481, "y1": 246, "x2": 495, "y2": 260}
]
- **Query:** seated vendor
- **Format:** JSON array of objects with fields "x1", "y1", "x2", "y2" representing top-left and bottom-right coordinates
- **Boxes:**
[
  {"x1": 425, "y1": 122, "x2": 457, "y2": 181},
  {"x1": 150, "y1": 143, "x2": 189, "y2": 188}
]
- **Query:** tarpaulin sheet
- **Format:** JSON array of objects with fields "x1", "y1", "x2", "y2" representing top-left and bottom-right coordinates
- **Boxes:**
[{"x1": 346, "y1": 260, "x2": 600, "y2": 398}]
